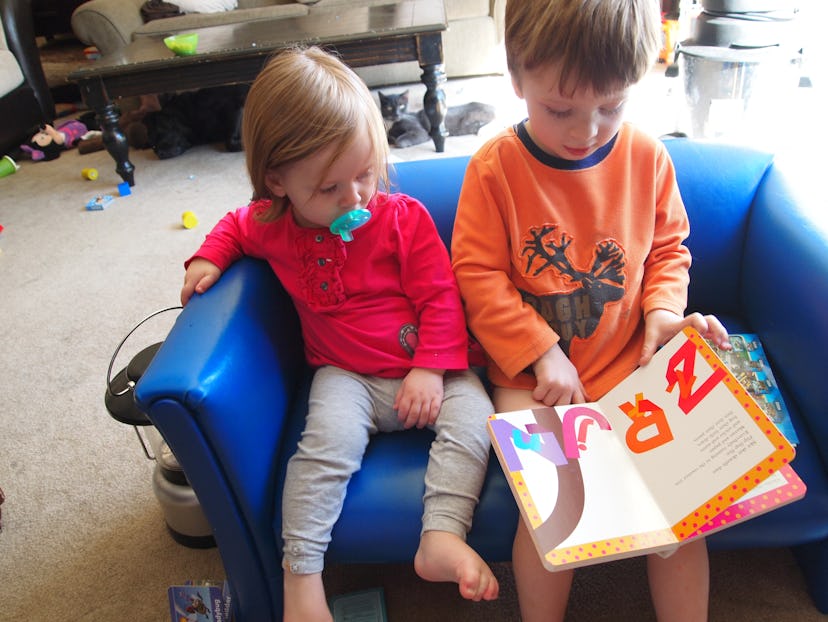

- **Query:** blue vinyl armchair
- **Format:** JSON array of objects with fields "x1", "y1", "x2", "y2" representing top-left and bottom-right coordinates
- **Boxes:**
[{"x1": 135, "y1": 139, "x2": 828, "y2": 620}]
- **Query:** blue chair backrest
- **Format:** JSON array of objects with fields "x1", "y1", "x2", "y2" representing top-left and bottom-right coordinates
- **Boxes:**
[
  {"x1": 387, "y1": 156, "x2": 471, "y2": 250},
  {"x1": 388, "y1": 141, "x2": 775, "y2": 319}
]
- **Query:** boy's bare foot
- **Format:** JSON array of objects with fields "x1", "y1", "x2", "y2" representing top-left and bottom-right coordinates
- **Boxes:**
[
  {"x1": 414, "y1": 530, "x2": 500, "y2": 601},
  {"x1": 283, "y1": 569, "x2": 333, "y2": 622}
]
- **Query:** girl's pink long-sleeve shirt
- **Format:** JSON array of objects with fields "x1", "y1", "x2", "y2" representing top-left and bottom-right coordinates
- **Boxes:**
[{"x1": 189, "y1": 192, "x2": 469, "y2": 378}]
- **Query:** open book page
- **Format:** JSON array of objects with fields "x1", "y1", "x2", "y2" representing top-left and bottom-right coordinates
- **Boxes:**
[
  {"x1": 598, "y1": 327, "x2": 795, "y2": 533},
  {"x1": 489, "y1": 406, "x2": 678, "y2": 569},
  {"x1": 488, "y1": 327, "x2": 802, "y2": 571}
]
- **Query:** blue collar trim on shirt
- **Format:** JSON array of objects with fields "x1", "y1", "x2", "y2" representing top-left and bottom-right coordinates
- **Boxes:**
[{"x1": 515, "y1": 120, "x2": 617, "y2": 170}]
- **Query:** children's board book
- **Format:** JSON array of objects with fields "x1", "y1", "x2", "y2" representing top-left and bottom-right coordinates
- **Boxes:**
[
  {"x1": 708, "y1": 333, "x2": 798, "y2": 446},
  {"x1": 488, "y1": 327, "x2": 806, "y2": 571},
  {"x1": 168, "y1": 581, "x2": 232, "y2": 622}
]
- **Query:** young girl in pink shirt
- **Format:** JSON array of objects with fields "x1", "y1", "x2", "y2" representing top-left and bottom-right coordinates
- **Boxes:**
[{"x1": 181, "y1": 47, "x2": 498, "y2": 621}]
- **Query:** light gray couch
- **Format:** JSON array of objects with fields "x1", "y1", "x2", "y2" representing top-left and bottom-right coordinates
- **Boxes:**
[{"x1": 71, "y1": 0, "x2": 505, "y2": 86}]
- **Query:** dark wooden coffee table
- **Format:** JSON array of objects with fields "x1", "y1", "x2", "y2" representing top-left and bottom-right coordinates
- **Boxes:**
[{"x1": 68, "y1": 0, "x2": 447, "y2": 186}]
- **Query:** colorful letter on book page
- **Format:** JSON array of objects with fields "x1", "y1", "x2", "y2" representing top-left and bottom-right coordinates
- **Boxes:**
[{"x1": 488, "y1": 327, "x2": 804, "y2": 571}]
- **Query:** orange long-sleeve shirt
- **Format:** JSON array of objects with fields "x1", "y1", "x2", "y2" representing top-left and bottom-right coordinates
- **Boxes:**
[{"x1": 451, "y1": 122, "x2": 691, "y2": 399}]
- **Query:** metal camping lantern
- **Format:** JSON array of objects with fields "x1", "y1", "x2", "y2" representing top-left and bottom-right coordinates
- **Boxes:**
[{"x1": 105, "y1": 308, "x2": 215, "y2": 548}]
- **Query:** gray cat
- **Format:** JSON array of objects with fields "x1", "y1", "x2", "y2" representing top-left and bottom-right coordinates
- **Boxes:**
[{"x1": 379, "y1": 90, "x2": 496, "y2": 148}]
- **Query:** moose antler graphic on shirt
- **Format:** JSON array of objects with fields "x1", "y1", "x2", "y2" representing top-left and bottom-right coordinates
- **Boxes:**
[{"x1": 520, "y1": 224, "x2": 626, "y2": 352}]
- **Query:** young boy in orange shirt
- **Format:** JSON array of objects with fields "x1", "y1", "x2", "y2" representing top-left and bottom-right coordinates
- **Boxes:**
[{"x1": 451, "y1": 1, "x2": 731, "y2": 620}]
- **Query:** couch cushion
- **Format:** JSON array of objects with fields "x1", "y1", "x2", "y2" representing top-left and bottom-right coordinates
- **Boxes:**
[
  {"x1": 133, "y1": 4, "x2": 308, "y2": 37},
  {"x1": 311, "y1": 0, "x2": 417, "y2": 8},
  {"x1": 309, "y1": 0, "x2": 491, "y2": 19},
  {"x1": 237, "y1": 0, "x2": 297, "y2": 7},
  {"x1": 0, "y1": 50, "x2": 24, "y2": 97},
  {"x1": 176, "y1": 0, "x2": 238, "y2": 12}
]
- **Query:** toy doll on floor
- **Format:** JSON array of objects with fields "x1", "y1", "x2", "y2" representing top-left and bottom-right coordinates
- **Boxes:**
[{"x1": 20, "y1": 119, "x2": 88, "y2": 162}]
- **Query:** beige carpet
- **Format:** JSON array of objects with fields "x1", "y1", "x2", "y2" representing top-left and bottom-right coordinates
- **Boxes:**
[{"x1": 1, "y1": 64, "x2": 826, "y2": 620}]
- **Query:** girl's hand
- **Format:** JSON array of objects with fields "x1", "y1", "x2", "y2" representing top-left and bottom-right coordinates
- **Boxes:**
[
  {"x1": 394, "y1": 367, "x2": 445, "y2": 429},
  {"x1": 181, "y1": 258, "x2": 222, "y2": 306},
  {"x1": 532, "y1": 343, "x2": 587, "y2": 406},
  {"x1": 639, "y1": 309, "x2": 732, "y2": 366}
]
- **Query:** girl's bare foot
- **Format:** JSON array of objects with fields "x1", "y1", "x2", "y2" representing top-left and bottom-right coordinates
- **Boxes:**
[
  {"x1": 414, "y1": 530, "x2": 500, "y2": 601},
  {"x1": 283, "y1": 569, "x2": 333, "y2": 622}
]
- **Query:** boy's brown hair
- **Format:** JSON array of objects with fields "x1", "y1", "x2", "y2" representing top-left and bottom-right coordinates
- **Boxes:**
[
  {"x1": 242, "y1": 46, "x2": 389, "y2": 220},
  {"x1": 505, "y1": 0, "x2": 661, "y2": 95}
]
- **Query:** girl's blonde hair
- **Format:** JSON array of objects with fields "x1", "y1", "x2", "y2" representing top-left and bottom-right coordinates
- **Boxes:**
[
  {"x1": 505, "y1": 0, "x2": 661, "y2": 95},
  {"x1": 242, "y1": 46, "x2": 389, "y2": 219}
]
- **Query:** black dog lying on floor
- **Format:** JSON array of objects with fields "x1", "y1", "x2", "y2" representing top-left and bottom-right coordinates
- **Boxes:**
[{"x1": 129, "y1": 85, "x2": 249, "y2": 159}]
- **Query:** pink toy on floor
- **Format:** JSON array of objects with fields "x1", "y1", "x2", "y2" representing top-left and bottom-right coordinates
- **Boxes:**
[{"x1": 20, "y1": 119, "x2": 88, "y2": 162}]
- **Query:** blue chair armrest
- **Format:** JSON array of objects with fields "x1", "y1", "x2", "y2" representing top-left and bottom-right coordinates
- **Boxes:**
[{"x1": 135, "y1": 257, "x2": 304, "y2": 621}]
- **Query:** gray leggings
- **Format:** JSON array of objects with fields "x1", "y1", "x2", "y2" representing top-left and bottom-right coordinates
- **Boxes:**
[{"x1": 281, "y1": 366, "x2": 493, "y2": 575}]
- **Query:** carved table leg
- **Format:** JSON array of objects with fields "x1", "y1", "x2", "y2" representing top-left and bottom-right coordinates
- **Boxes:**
[
  {"x1": 77, "y1": 80, "x2": 136, "y2": 186},
  {"x1": 98, "y1": 102, "x2": 135, "y2": 187},
  {"x1": 420, "y1": 62, "x2": 447, "y2": 153}
]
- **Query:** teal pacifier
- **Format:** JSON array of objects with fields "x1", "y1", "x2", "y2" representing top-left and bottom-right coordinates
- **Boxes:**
[{"x1": 329, "y1": 208, "x2": 371, "y2": 242}]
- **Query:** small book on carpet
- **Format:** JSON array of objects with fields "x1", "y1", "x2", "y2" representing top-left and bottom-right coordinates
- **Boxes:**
[
  {"x1": 168, "y1": 581, "x2": 231, "y2": 622},
  {"x1": 329, "y1": 587, "x2": 388, "y2": 622}
]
